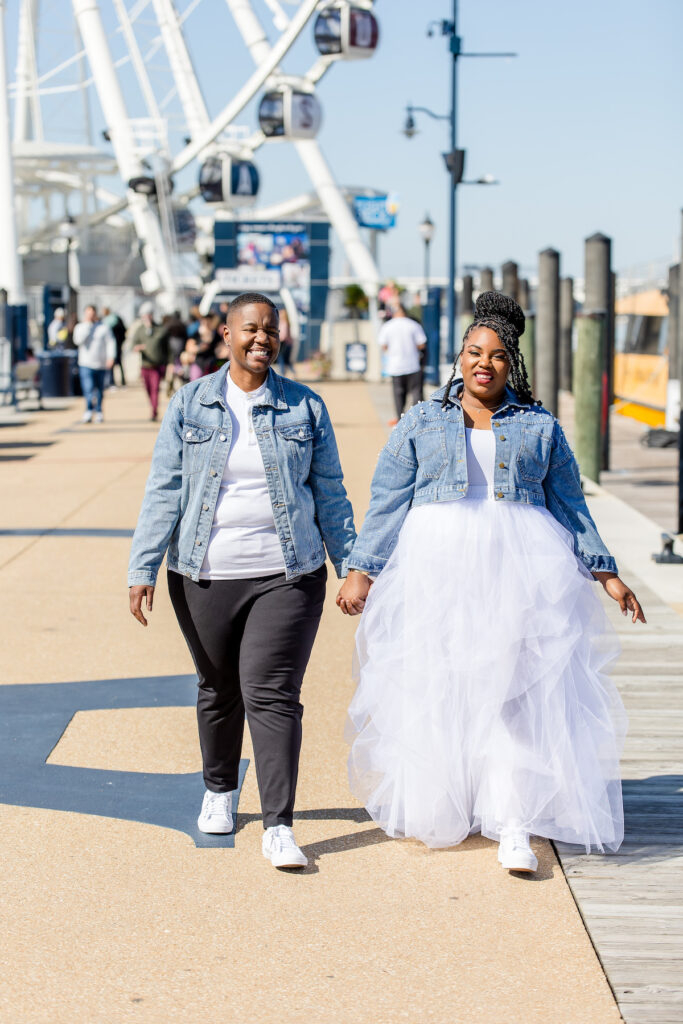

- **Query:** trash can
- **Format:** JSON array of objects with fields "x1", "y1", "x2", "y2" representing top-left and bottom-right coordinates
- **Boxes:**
[{"x1": 38, "y1": 350, "x2": 77, "y2": 398}]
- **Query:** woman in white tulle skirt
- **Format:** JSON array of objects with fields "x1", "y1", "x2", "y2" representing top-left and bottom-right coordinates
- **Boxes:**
[{"x1": 337, "y1": 292, "x2": 645, "y2": 873}]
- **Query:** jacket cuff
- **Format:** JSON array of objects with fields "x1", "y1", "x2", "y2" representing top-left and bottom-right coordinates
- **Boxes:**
[
  {"x1": 347, "y1": 551, "x2": 388, "y2": 576},
  {"x1": 128, "y1": 571, "x2": 158, "y2": 587},
  {"x1": 584, "y1": 554, "x2": 618, "y2": 576}
]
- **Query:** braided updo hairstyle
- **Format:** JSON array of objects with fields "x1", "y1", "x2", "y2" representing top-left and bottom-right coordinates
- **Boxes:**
[{"x1": 441, "y1": 290, "x2": 537, "y2": 408}]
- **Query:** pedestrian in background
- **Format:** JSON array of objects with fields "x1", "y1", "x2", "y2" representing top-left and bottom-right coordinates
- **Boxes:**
[
  {"x1": 163, "y1": 310, "x2": 188, "y2": 397},
  {"x1": 130, "y1": 302, "x2": 169, "y2": 421},
  {"x1": 73, "y1": 305, "x2": 116, "y2": 423},
  {"x1": 128, "y1": 292, "x2": 357, "y2": 870},
  {"x1": 102, "y1": 306, "x2": 127, "y2": 388},
  {"x1": 182, "y1": 313, "x2": 220, "y2": 380},
  {"x1": 277, "y1": 308, "x2": 297, "y2": 378},
  {"x1": 338, "y1": 291, "x2": 645, "y2": 875},
  {"x1": 47, "y1": 307, "x2": 65, "y2": 348},
  {"x1": 378, "y1": 303, "x2": 426, "y2": 426}
]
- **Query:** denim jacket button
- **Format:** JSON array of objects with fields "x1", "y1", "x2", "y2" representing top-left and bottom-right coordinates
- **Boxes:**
[
  {"x1": 499, "y1": 462, "x2": 505, "y2": 469},
  {"x1": 496, "y1": 491, "x2": 504, "y2": 499},
  {"x1": 500, "y1": 435, "x2": 506, "y2": 441},
  {"x1": 210, "y1": 469, "x2": 217, "y2": 477},
  {"x1": 195, "y1": 539, "x2": 201, "y2": 546},
  {"x1": 186, "y1": 431, "x2": 193, "y2": 439},
  {"x1": 202, "y1": 504, "x2": 209, "y2": 511},
  {"x1": 219, "y1": 434, "x2": 227, "y2": 441}
]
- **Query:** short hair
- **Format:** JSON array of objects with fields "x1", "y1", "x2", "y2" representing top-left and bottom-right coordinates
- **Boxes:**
[{"x1": 227, "y1": 292, "x2": 278, "y2": 322}]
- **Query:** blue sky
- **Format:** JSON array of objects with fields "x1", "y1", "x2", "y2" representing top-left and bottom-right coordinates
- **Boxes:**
[{"x1": 7, "y1": 0, "x2": 683, "y2": 282}]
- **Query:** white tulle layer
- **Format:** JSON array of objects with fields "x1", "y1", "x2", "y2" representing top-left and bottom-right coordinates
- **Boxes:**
[{"x1": 347, "y1": 495, "x2": 626, "y2": 853}]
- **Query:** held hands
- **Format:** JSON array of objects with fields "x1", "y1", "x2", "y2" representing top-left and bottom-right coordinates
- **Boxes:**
[
  {"x1": 336, "y1": 571, "x2": 372, "y2": 616},
  {"x1": 593, "y1": 572, "x2": 646, "y2": 624},
  {"x1": 129, "y1": 585, "x2": 155, "y2": 627}
]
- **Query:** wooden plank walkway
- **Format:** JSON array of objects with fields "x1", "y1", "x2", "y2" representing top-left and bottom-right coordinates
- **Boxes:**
[{"x1": 555, "y1": 579, "x2": 683, "y2": 1024}]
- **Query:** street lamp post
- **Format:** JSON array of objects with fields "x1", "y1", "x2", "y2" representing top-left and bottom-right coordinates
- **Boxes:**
[
  {"x1": 404, "y1": 4, "x2": 515, "y2": 367},
  {"x1": 419, "y1": 213, "x2": 435, "y2": 300},
  {"x1": 58, "y1": 215, "x2": 77, "y2": 319}
]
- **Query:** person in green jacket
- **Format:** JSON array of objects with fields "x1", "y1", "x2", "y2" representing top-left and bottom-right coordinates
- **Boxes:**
[{"x1": 131, "y1": 302, "x2": 170, "y2": 421}]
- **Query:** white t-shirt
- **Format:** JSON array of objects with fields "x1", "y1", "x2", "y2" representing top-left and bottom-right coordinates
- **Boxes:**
[
  {"x1": 199, "y1": 374, "x2": 286, "y2": 580},
  {"x1": 378, "y1": 317, "x2": 426, "y2": 376},
  {"x1": 73, "y1": 321, "x2": 116, "y2": 369}
]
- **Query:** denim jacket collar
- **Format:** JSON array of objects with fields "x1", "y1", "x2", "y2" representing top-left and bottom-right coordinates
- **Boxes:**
[
  {"x1": 430, "y1": 377, "x2": 532, "y2": 413},
  {"x1": 198, "y1": 364, "x2": 289, "y2": 411}
]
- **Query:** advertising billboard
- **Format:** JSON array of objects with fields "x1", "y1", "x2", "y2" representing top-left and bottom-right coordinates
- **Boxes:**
[{"x1": 212, "y1": 219, "x2": 329, "y2": 357}]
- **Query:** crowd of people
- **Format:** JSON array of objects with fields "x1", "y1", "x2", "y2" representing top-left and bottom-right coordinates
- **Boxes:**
[{"x1": 46, "y1": 301, "x2": 298, "y2": 424}]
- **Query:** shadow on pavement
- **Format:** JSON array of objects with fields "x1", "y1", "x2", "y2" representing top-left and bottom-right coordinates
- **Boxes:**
[{"x1": 0, "y1": 674, "x2": 247, "y2": 849}]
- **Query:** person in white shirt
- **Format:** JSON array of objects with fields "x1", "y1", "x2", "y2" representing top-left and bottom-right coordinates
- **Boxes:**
[
  {"x1": 128, "y1": 292, "x2": 357, "y2": 870},
  {"x1": 378, "y1": 304, "x2": 427, "y2": 425},
  {"x1": 72, "y1": 305, "x2": 116, "y2": 423}
]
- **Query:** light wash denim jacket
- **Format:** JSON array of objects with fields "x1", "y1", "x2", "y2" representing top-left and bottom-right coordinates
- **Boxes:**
[
  {"x1": 128, "y1": 365, "x2": 356, "y2": 586},
  {"x1": 348, "y1": 379, "x2": 617, "y2": 578}
]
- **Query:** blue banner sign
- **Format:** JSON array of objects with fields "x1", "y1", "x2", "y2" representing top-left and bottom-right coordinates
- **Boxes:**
[{"x1": 352, "y1": 195, "x2": 397, "y2": 230}]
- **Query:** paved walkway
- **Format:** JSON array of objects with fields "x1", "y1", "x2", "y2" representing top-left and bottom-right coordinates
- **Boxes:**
[{"x1": 0, "y1": 379, "x2": 660, "y2": 1023}]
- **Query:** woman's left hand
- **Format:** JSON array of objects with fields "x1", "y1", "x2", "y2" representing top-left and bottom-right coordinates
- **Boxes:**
[{"x1": 593, "y1": 572, "x2": 646, "y2": 623}]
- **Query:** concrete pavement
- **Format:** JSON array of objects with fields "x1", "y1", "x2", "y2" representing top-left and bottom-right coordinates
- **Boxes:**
[{"x1": 0, "y1": 380, "x2": 627, "y2": 1023}]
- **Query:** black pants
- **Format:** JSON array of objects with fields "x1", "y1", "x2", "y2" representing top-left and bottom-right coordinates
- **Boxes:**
[
  {"x1": 168, "y1": 566, "x2": 327, "y2": 828},
  {"x1": 392, "y1": 371, "x2": 423, "y2": 418}
]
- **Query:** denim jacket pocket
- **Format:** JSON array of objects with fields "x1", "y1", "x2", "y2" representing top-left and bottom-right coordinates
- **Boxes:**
[
  {"x1": 415, "y1": 425, "x2": 447, "y2": 480},
  {"x1": 182, "y1": 422, "x2": 214, "y2": 474},
  {"x1": 276, "y1": 421, "x2": 314, "y2": 477},
  {"x1": 517, "y1": 427, "x2": 551, "y2": 483}
]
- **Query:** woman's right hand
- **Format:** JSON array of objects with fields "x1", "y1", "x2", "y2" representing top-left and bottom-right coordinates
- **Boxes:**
[
  {"x1": 336, "y1": 571, "x2": 372, "y2": 616},
  {"x1": 129, "y1": 585, "x2": 155, "y2": 627}
]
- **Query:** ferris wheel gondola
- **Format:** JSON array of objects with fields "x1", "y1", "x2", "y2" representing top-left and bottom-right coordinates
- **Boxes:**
[{"x1": 314, "y1": 4, "x2": 379, "y2": 58}]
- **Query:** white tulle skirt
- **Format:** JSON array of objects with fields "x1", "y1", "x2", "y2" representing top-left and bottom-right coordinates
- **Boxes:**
[{"x1": 347, "y1": 493, "x2": 626, "y2": 853}]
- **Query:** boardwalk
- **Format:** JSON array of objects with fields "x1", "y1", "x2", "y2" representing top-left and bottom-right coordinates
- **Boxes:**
[{"x1": 556, "y1": 579, "x2": 683, "y2": 1024}]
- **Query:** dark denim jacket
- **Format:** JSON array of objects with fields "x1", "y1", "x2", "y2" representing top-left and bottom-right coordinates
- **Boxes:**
[
  {"x1": 128, "y1": 365, "x2": 356, "y2": 585},
  {"x1": 348, "y1": 380, "x2": 617, "y2": 577}
]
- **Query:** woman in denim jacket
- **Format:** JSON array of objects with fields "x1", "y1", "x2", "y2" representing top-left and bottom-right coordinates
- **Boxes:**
[
  {"x1": 338, "y1": 291, "x2": 644, "y2": 874},
  {"x1": 128, "y1": 293, "x2": 356, "y2": 869}
]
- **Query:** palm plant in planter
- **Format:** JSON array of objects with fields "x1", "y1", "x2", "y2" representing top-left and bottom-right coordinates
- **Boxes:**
[{"x1": 342, "y1": 284, "x2": 369, "y2": 318}]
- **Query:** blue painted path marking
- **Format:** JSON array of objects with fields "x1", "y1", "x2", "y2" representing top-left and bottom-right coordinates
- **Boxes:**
[{"x1": 0, "y1": 674, "x2": 247, "y2": 848}]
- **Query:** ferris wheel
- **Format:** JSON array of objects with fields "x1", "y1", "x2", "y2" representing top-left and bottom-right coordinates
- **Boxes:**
[{"x1": 1, "y1": 0, "x2": 381, "y2": 313}]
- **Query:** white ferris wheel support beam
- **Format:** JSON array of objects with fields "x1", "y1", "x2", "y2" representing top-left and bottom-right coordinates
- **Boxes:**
[
  {"x1": 150, "y1": 0, "x2": 210, "y2": 142},
  {"x1": 72, "y1": 0, "x2": 178, "y2": 310},
  {"x1": 224, "y1": 0, "x2": 380, "y2": 297},
  {"x1": 13, "y1": 0, "x2": 43, "y2": 143},
  {"x1": 0, "y1": 0, "x2": 26, "y2": 303},
  {"x1": 112, "y1": 0, "x2": 167, "y2": 142},
  {"x1": 171, "y1": 0, "x2": 319, "y2": 175}
]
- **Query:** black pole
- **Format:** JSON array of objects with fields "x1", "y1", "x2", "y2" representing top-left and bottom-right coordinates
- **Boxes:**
[{"x1": 446, "y1": 0, "x2": 458, "y2": 364}]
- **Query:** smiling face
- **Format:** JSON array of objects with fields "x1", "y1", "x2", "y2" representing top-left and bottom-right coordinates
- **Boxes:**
[
  {"x1": 224, "y1": 302, "x2": 280, "y2": 390},
  {"x1": 459, "y1": 326, "x2": 510, "y2": 405}
]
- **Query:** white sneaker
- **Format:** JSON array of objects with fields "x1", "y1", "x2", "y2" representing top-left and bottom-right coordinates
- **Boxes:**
[
  {"x1": 93, "y1": 412, "x2": 104, "y2": 423},
  {"x1": 498, "y1": 828, "x2": 538, "y2": 873},
  {"x1": 81, "y1": 410, "x2": 92, "y2": 423},
  {"x1": 197, "y1": 790, "x2": 234, "y2": 834},
  {"x1": 262, "y1": 825, "x2": 308, "y2": 868}
]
